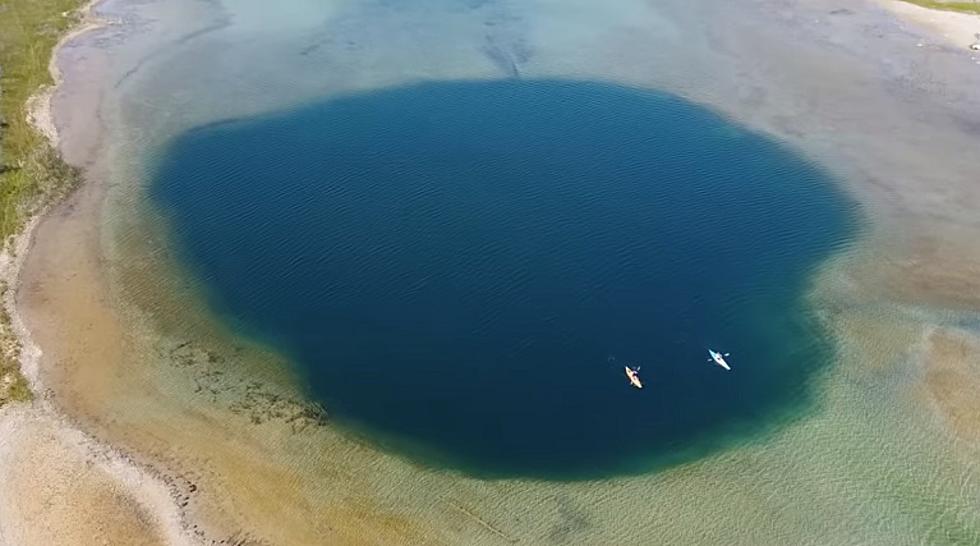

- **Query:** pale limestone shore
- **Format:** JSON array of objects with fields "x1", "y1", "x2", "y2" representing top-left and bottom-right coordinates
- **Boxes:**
[
  {"x1": 877, "y1": 0, "x2": 980, "y2": 50},
  {"x1": 24, "y1": 1, "x2": 107, "y2": 151},
  {"x1": 0, "y1": 2, "x2": 198, "y2": 545},
  {"x1": 0, "y1": 404, "x2": 192, "y2": 545},
  {"x1": 3, "y1": 0, "x2": 980, "y2": 544}
]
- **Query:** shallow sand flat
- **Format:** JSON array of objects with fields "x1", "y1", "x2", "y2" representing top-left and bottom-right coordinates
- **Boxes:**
[
  {"x1": 12, "y1": 0, "x2": 980, "y2": 543},
  {"x1": 0, "y1": 404, "x2": 165, "y2": 546},
  {"x1": 922, "y1": 328, "x2": 980, "y2": 444}
]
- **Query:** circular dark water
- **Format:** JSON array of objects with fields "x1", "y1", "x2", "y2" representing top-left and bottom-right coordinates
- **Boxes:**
[{"x1": 150, "y1": 80, "x2": 856, "y2": 479}]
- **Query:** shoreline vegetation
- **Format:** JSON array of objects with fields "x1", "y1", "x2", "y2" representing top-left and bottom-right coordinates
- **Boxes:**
[
  {"x1": 900, "y1": 0, "x2": 980, "y2": 14},
  {"x1": 0, "y1": 0, "x2": 85, "y2": 405},
  {"x1": 0, "y1": 7, "x2": 190, "y2": 544}
]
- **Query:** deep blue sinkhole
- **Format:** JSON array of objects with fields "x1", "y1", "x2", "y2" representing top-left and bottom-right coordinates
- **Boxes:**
[{"x1": 150, "y1": 80, "x2": 857, "y2": 479}]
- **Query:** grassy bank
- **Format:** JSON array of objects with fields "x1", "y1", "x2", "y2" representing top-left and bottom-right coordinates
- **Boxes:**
[
  {"x1": 0, "y1": 0, "x2": 85, "y2": 405},
  {"x1": 900, "y1": 0, "x2": 980, "y2": 14}
]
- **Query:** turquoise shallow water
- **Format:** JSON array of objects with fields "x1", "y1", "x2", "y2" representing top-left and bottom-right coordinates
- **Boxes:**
[{"x1": 149, "y1": 80, "x2": 856, "y2": 478}]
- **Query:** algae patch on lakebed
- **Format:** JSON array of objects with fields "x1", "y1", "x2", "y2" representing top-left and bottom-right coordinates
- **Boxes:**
[{"x1": 149, "y1": 80, "x2": 857, "y2": 479}]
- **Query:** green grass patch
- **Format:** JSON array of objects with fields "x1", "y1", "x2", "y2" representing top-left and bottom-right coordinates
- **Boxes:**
[
  {"x1": 1, "y1": 0, "x2": 86, "y2": 405},
  {"x1": 1, "y1": 0, "x2": 85, "y2": 236},
  {"x1": 899, "y1": 0, "x2": 980, "y2": 15}
]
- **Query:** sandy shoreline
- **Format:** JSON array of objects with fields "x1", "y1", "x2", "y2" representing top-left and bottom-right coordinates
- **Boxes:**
[
  {"x1": 0, "y1": 2, "x2": 197, "y2": 545},
  {"x1": 3, "y1": 0, "x2": 980, "y2": 544},
  {"x1": 878, "y1": 0, "x2": 980, "y2": 50}
]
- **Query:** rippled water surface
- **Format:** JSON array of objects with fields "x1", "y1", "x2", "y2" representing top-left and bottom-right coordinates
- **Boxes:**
[{"x1": 150, "y1": 80, "x2": 856, "y2": 478}]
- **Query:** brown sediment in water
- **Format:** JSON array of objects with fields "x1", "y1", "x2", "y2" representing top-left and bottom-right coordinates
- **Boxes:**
[
  {"x1": 922, "y1": 328, "x2": 980, "y2": 444},
  {"x1": 19, "y1": 110, "x2": 441, "y2": 543},
  {"x1": 812, "y1": 223, "x2": 980, "y2": 316},
  {"x1": 10, "y1": 0, "x2": 980, "y2": 543}
]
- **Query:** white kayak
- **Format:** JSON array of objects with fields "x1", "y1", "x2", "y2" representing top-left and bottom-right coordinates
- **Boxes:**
[{"x1": 708, "y1": 349, "x2": 731, "y2": 371}]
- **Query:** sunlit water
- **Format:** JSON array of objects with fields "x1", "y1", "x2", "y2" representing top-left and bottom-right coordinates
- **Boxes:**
[
  {"x1": 149, "y1": 79, "x2": 855, "y2": 478},
  {"x1": 52, "y1": 0, "x2": 980, "y2": 541}
]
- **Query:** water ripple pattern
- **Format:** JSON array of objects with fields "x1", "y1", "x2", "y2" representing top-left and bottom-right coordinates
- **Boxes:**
[{"x1": 150, "y1": 80, "x2": 857, "y2": 479}]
